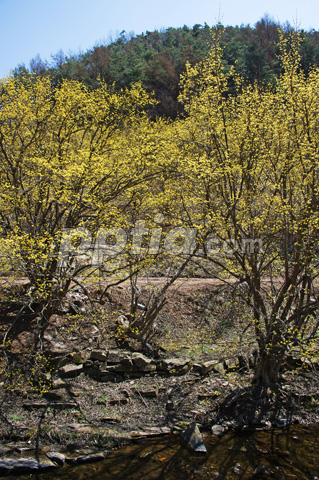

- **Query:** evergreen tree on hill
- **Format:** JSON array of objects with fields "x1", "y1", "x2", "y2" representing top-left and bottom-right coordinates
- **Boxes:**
[{"x1": 13, "y1": 17, "x2": 319, "y2": 118}]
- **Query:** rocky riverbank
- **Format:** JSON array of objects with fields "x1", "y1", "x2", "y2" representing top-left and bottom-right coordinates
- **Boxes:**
[
  {"x1": 1, "y1": 346, "x2": 318, "y2": 476},
  {"x1": 1, "y1": 280, "x2": 318, "y2": 476}
]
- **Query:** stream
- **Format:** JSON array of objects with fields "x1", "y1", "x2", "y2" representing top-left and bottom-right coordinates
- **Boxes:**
[{"x1": 6, "y1": 425, "x2": 319, "y2": 480}]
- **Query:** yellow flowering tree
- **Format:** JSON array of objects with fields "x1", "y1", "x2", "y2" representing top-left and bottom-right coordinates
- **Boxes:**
[
  {"x1": 0, "y1": 74, "x2": 166, "y2": 348},
  {"x1": 176, "y1": 31, "x2": 319, "y2": 385}
]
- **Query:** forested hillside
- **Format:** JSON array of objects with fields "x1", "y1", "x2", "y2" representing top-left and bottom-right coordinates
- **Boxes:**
[{"x1": 13, "y1": 16, "x2": 319, "y2": 118}]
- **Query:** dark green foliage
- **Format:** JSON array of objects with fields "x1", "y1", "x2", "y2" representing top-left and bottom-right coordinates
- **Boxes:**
[{"x1": 11, "y1": 17, "x2": 319, "y2": 118}]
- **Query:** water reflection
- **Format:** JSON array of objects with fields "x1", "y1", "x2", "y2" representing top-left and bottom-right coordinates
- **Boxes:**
[{"x1": 8, "y1": 425, "x2": 319, "y2": 480}]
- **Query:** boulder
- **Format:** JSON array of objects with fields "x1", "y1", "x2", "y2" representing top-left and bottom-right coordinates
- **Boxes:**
[
  {"x1": 43, "y1": 389, "x2": 67, "y2": 401},
  {"x1": 60, "y1": 291, "x2": 87, "y2": 314},
  {"x1": 138, "y1": 363, "x2": 157, "y2": 373},
  {"x1": 211, "y1": 424, "x2": 225, "y2": 436},
  {"x1": 132, "y1": 352, "x2": 152, "y2": 368},
  {"x1": 85, "y1": 366, "x2": 101, "y2": 379},
  {"x1": 46, "y1": 452, "x2": 65, "y2": 466},
  {"x1": 90, "y1": 350, "x2": 108, "y2": 362},
  {"x1": 70, "y1": 351, "x2": 88, "y2": 364},
  {"x1": 47, "y1": 354, "x2": 70, "y2": 369},
  {"x1": 76, "y1": 452, "x2": 105, "y2": 464},
  {"x1": 182, "y1": 422, "x2": 207, "y2": 453},
  {"x1": 107, "y1": 350, "x2": 131, "y2": 364},
  {"x1": 45, "y1": 339, "x2": 69, "y2": 355},
  {"x1": 107, "y1": 359, "x2": 135, "y2": 373},
  {"x1": 158, "y1": 358, "x2": 192, "y2": 375},
  {"x1": 59, "y1": 363, "x2": 83, "y2": 378},
  {"x1": 214, "y1": 362, "x2": 225, "y2": 375},
  {"x1": 51, "y1": 379, "x2": 67, "y2": 389},
  {"x1": 192, "y1": 363, "x2": 203, "y2": 373},
  {"x1": 201, "y1": 360, "x2": 219, "y2": 375},
  {"x1": 224, "y1": 357, "x2": 240, "y2": 371},
  {"x1": 0, "y1": 458, "x2": 56, "y2": 475}
]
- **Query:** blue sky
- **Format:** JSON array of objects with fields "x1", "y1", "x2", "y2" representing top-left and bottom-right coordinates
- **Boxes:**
[{"x1": 1, "y1": 0, "x2": 318, "y2": 78}]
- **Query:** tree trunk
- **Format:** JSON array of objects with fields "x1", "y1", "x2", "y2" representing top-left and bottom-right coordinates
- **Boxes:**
[{"x1": 253, "y1": 344, "x2": 286, "y2": 386}]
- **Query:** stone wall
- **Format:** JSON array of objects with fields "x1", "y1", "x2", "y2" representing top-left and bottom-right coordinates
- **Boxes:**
[{"x1": 56, "y1": 349, "x2": 246, "y2": 382}]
